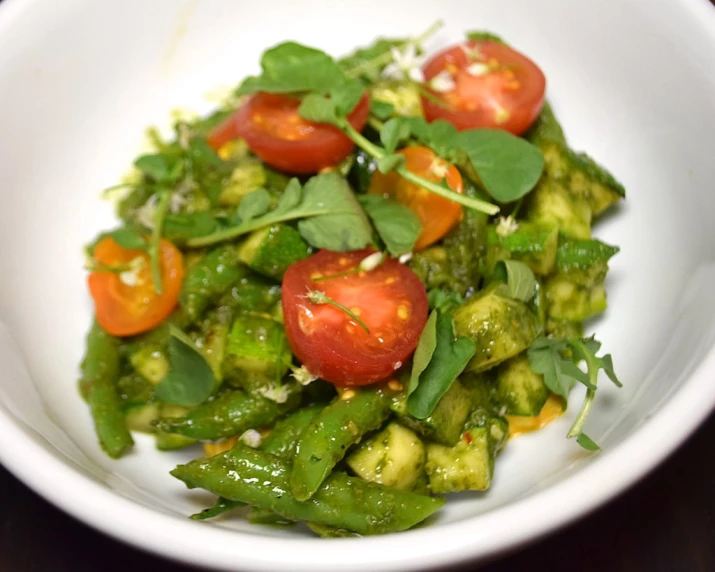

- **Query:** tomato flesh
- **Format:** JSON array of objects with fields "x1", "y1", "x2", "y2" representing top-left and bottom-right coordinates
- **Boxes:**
[
  {"x1": 369, "y1": 146, "x2": 464, "y2": 250},
  {"x1": 208, "y1": 92, "x2": 370, "y2": 174},
  {"x1": 421, "y1": 41, "x2": 546, "y2": 134},
  {"x1": 282, "y1": 249, "x2": 428, "y2": 386},
  {"x1": 88, "y1": 238, "x2": 184, "y2": 337}
]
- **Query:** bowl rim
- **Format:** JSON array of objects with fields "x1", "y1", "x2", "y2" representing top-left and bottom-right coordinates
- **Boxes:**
[{"x1": 1, "y1": 0, "x2": 715, "y2": 570}]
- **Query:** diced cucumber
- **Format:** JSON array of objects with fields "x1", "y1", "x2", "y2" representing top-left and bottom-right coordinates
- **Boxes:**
[
  {"x1": 554, "y1": 237, "x2": 620, "y2": 283},
  {"x1": 125, "y1": 402, "x2": 161, "y2": 433},
  {"x1": 524, "y1": 101, "x2": 567, "y2": 148},
  {"x1": 116, "y1": 372, "x2": 155, "y2": 410},
  {"x1": 346, "y1": 422, "x2": 426, "y2": 491},
  {"x1": 155, "y1": 404, "x2": 196, "y2": 450},
  {"x1": 219, "y1": 158, "x2": 266, "y2": 206},
  {"x1": 453, "y1": 284, "x2": 541, "y2": 373},
  {"x1": 393, "y1": 380, "x2": 472, "y2": 446},
  {"x1": 223, "y1": 314, "x2": 291, "y2": 380},
  {"x1": 495, "y1": 354, "x2": 549, "y2": 416},
  {"x1": 129, "y1": 345, "x2": 169, "y2": 385},
  {"x1": 425, "y1": 426, "x2": 496, "y2": 493},
  {"x1": 238, "y1": 224, "x2": 312, "y2": 280},
  {"x1": 486, "y1": 222, "x2": 558, "y2": 276},
  {"x1": 195, "y1": 309, "x2": 231, "y2": 385},
  {"x1": 545, "y1": 318, "x2": 583, "y2": 339},
  {"x1": 525, "y1": 177, "x2": 592, "y2": 240},
  {"x1": 217, "y1": 273, "x2": 282, "y2": 315},
  {"x1": 566, "y1": 151, "x2": 625, "y2": 217},
  {"x1": 545, "y1": 276, "x2": 607, "y2": 322}
]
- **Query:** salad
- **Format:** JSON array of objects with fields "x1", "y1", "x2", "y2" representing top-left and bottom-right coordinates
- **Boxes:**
[{"x1": 79, "y1": 23, "x2": 624, "y2": 536}]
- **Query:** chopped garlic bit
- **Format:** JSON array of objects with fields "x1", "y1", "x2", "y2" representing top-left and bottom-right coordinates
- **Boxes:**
[
  {"x1": 239, "y1": 429, "x2": 263, "y2": 448},
  {"x1": 398, "y1": 252, "x2": 413, "y2": 264},
  {"x1": 496, "y1": 215, "x2": 519, "y2": 237},
  {"x1": 291, "y1": 365, "x2": 318, "y2": 386},
  {"x1": 258, "y1": 384, "x2": 291, "y2": 404},
  {"x1": 466, "y1": 62, "x2": 490, "y2": 77},
  {"x1": 382, "y1": 44, "x2": 425, "y2": 83},
  {"x1": 359, "y1": 251, "x2": 385, "y2": 272},
  {"x1": 429, "y1": 70, "x2": 456, "y2": 93}
]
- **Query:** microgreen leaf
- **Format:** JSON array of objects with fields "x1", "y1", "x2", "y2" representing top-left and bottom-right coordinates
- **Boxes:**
[
  {"x1": 408, "y1": 311, "x2": 438, "y2": 396},
  {"x1": 330, "y1": 80, "x2": 365, "y2": 117},
  {"x1": 155, "y1": 326, "x2": 215, "y2": 407},
  {"x1": 298, "y1": 94, "x2": 340, "y2": 126},
  {"x1": 358, "y1": 195, "x2": 421, "y2": 256},
  {"x1": 528, "y1": 335, "x2": 621, "y2": 450},
  {"x1": 134, "y1": 154, "x2": 183, "y2": 183},
  {"x1": 163, "y1": 212, "x2": 219, "y2": 243},
  {"x1": 427, "y1": 289, "x2": 463, "y2": 313},
  {"x1": 493, "y1": 259, "x2": 537, "y2": 302},
  {"x1": 190, "y1": 497, "x2": 246, "y2": 521},
  {"x1": 235, "y1": 188, "x2": 272, "y2": 224},
  {"x1": 376, "y1": 153, "x2": 406, "y2": 174},
  {"x1": 465, "y1": 30, "x2": 505, "y2": 44},
  {"x1": 370, "y1": 100, "x2": 395, "y2": 120},
  {"x1": 107, "y1": 227, "x2": 147, "y2": 251},
  {"x1": 237, "y1": 42, "x2": 345, "y2": 96},
  {"x1": 380, "y1": 118, "x2": 412, "y2": 153},
  {"x1": 408, "y1": 310, "x2": 476, "y2": 419}
]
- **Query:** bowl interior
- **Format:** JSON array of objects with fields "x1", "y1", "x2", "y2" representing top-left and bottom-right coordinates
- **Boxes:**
[{"x1": 1, "y1": 0, "x2": 715, "y2": 570}]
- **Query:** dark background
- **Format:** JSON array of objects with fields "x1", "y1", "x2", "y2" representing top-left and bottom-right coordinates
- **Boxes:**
[{"x1": 2, "y1": 0, "x2": 715, "y2": 570}]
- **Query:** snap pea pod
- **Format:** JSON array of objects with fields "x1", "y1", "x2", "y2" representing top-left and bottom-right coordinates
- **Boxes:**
[
  {"x1": 179, "y1": 246, "x2": 247, "y2": 323},
  {"x1": 190, "y1": 496, "x2": 245, "y2": 521},
  {"x1": 259, "y1": 403, "x2": 325, "y2": 459},
  {"x1": 291, "y1": 389, "x2": 391, "y2": 501},
  {"x1": 79, "y1": 322, "x2": 134, "y2": 458},
  {"x1": 153, "y1": 387, "x2": 301, "y2": 440},
  {"x1": 171, "y1": 445, "x2": 444, "y2": 535}
]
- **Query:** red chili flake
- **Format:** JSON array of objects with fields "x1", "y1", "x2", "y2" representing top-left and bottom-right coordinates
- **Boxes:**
[{"x1": 464, "y1": 432, "x2": 473, "y2": 445}]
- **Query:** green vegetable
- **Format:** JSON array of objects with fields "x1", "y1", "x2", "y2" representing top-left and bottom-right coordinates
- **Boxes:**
[
  {"x1": 172, "y1": 445, "x2": 444, "y2": 535},
  {"x1": 407, "y1": 310, "x2": 476, "y2": 419},
  {"x1": 426, "y1": 289, "x2": 463, "y2": 314},
  {"x1": 155, "y1": 404, "x2": 196, "y2": 451},
  {"x1": 237, "y1": 224, "x2": 312, "y2": 280},
  {"x1": 155, "y1": 326, "x2": 215, "y2": 407},
  {"x1": 125, "y1": 402, "x2": 161, "y2": 433},
  {"x1": 259, "y1": 404, "x2": 324, "y2": 459},
  {"x1": 524, "y1": 177, "x2": 592, "y2": 240},
  {"x1": 223, "y1": 314, "x2": 291, "y2": 383},
  {"x1": 217, "y1": 273, "x2": 282, "y2": 315},
  {"x1": 346, "y1": 422, "x2": 426, "y2": 491},
  {"x1": 219, "y1": 159, "x2": 267, "y2": 206},
  {"x1": 187, "y1": 174, "x2": 374, "y2": 252},
  {"x1": 486, "y1": 222, "x2": 558, "y2": 276},
  {"x1": 528, "y1": 336, "x2": 621, "y2": 448},
  {"x1": 453, "y1": 284, "x2": 541, "y2": 372},
  {"x1": 495, "y1": 354, "x2": 549, "y2": 416},
  {"x1": 465, "y1": 30, "x2": 505, "y2": 43},
  {"x1": 79, "y1": 322, "x2": 134, "y2": 458},
  {"x1": 190, "y1": 497, "x2": 245, "y2": 521},
  {"x1": 116, "y1": 372, "x2": 155, "y2": 409},
  {"x1": 357, "y1": 195, "x2": 422, "y2": 256},
  {"x1": 491, "y1": 259, "x2": 538, "y2": 303},
  {"x1": 106, "y1": 227, "x2": 147, "y2": 251},
  {"x1": 153, "y1": 388, "x2": 300, "y2": 441},
  {"x1": 163, "y1": 212, "x2": 220, "y2": 244},
  {"x1": 290, "y1": 389, "x2": 391, "y2": 501},
  {"x1": 128, "y1": 344, "x2": 169, "y2": 385}
]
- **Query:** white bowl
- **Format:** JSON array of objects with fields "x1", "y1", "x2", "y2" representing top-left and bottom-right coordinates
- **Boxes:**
[{"x1": 1, "y1": 0, "x2": 715, "y2": 570}]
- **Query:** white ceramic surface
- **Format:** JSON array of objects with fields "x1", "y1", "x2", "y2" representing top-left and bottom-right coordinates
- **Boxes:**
[{"x1": 1, "y1": 0, "x2": 715, "y2": 570}]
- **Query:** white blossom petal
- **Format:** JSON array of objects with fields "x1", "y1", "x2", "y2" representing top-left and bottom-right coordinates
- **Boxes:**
[
  {"x1": 496, "y1": 216, "x2": 519, "y2": 237},
  {"x1": 239, "y1": 429, "x2": 263, "y2": 448},
  {"x1": 408, "y1": 67, "x2": 425, "y2": 83},
  {"x1": 429, "y1": 70, "x2": 456, "y2": 93},
  {"x1": 258, "y1": 385, "x2": 290, "y2": 403},
  {"x1": 359, "y1": 251, "x2": 385, "y2": 272},
  {"x1": 466, "y1": 62, "x2": 490, "y2": 77}
]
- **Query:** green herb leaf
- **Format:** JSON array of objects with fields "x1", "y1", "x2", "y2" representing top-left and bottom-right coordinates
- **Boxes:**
[
  {"x1": 298, "y1": 94, "x2": 339, "y2": 126},
  {"x1": 134, "y1": 154, "x2": 183, "y2": 183},
  {"x1": 427, "y1": 289, "x2": 463, "y2": 313},
  {"x1": 358, "y1": 195, "x2": 421, "y2": 256},
  {"x1": 527, "y1": 337, "x2": 587, "y2": 397},
  {"x1": 163, "y1": 212, "x2": 219, "y2": 243},
  {"x1": 465, "y1": 30, "x2": 505, "y2": 44},
  {"x1": 380, "y1": 118, "x2": 412, "y2": 153},
  {"x1": 155, "y1": 326, "x2": 215, "y2": 407},
  {"x1": 576, "y1": 433, "x2": 600, "y2": 452},
  {"x1": 376, "y1": 153, "x2": 405, "y2": 174},
  {"x1": 408, "y1": 310, "x2": 476, "y2": 419},
  {"x1": 272, "y1": 178, "x2": 303, "y2": 215},
  {"x1": 190, "y1": 497, "x2": 246, "y2": 521},
  {"x1": 493, "y1": 259, "x2": 537, "y2": 302},
  {"x1": 235, "y1": 188, "x2": 272, "y2": 224},
  {"x1": 338, "y1": 38, "x2": 410, "y2": 82},
  {"x1": 107, "y1": 227, "x2": 147, "y2": 250},
  {"x1": 371, "y1": 100, "x2": 395, "y2": 120},
  {"x1": 237, "y1": 42, "x2": 345, "y2": 96},
  {"x1": 331, "y1": 80, "x2": 365, "y2": 117},
  {"x1": 408, "y1": 311, "x2": 439, "y2": 395},
  {"x1": 458, "y1": 129, "x2": 544, "y2": 202}
]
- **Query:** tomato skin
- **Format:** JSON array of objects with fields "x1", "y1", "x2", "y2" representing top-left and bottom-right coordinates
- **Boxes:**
[
  {"x1": 88, "y1": 238, "x2": 184, "y2": 337},
  {"x1": 209, "y1": 92, "x2": 370, "y2": 174},
  {"x1": 368, "y1": 146, "x2": 464, "y2": 250},
  {"x1": 421, "y1": 41, "x2": 546, "y2": 135},
  {"x1": 282, "y1": 249, "x2": 428, "y2": 386}
]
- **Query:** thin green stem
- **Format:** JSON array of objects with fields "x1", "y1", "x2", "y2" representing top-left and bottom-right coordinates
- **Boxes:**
[
  {"x1": 307, "y1": 291, "x2": 370, "y2": 334},
  {"x1": 150, "y1": 190, "x2": 171, "y2": 293},
  {"x1": 566, "y1": 341, "x2": 599, "y2": 440},
  {"x1": 343, "y1": 123, "x2": 499, "y2": 215}
]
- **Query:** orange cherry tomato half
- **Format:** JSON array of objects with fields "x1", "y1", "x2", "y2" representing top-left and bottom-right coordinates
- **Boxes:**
[
  {"x1": 88, "y1": 237, "x2": 184, "y2": 337},
  {"x1": 368, "y1": 146, "x2": 464, "y2": 250},
  {"x1": 282, "y1": 249, "x2": 428, "y2": 386},
  {"x1": 421, "y1": 41, "x2": 546, "y2": 135},
  {"x1": 208, "y1": 92, "x2": 370, "y2": 174}
]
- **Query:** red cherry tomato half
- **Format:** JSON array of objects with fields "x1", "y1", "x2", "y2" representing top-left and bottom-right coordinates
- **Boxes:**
[
  {"x1": 208, "y1": 92, "x2": 370, "y2": 174},
  {"x1": 421, "y1": 41, "x2": 546, "y2": 135},
  {"x1": 282, "y1": 249, "x2": 429, "y2": 386}
]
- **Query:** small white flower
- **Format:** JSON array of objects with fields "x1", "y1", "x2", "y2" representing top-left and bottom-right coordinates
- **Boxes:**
[
  {"x1": 429, "y1": 70, "x2": 456, "y2": 93},
  {"x1": 291, "y1": 365, "x2": 318, "y2": 386},
  {"x1": 258, "y1": 384, "x2": 291, "y2": 404},
  {"x1": 239, "y1": 429, "x2": 263, "y2": 448},
  {"x1": 429, "y1": 159, "x2": 450, "y2": 179},
  {"x1": 382, "y1": 44, "x2": 425, "y2": 83},
  {"x1": 466, "y1": 62, "x2": 490, "y2": 77},
  {"x1": 359, "y1": 251, "x2": 385, "y2": 272},
  {"x1": 398, "y1": 252, "x2": 413, "y2": 264},
  {"x1": 135, "y1": 194, "x2": 158, "y2": 229},
  {"x1": 118, "y1": 257, "x2": 146, "y2": 287},
  {"x1": 496, "y1": 216, "x2": 519, "y2": 237}
]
